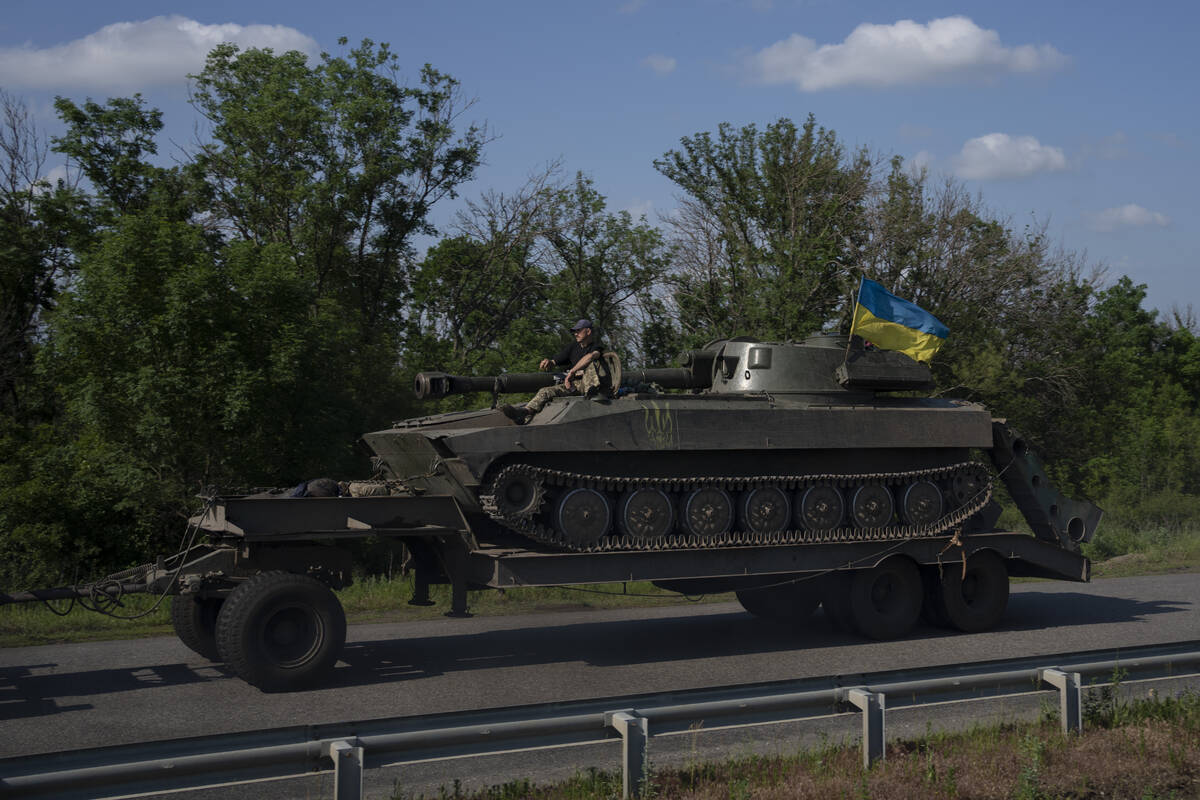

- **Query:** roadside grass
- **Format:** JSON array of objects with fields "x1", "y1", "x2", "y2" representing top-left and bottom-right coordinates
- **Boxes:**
[
  {"x1": 1086, "y1": 524, "x2": 1200, "y2": 578},
  {"x1": 390, "y1": 687, "x2": 1200, "y2": 800}
]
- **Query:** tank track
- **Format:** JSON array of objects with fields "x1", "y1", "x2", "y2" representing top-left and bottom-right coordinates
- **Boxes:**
[{"x1": 481, "y1": 461, "x2": 993, "y2": 553}]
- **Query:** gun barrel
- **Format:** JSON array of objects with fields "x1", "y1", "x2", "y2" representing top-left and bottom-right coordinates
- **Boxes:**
[
  {"x1": 414, "y1": 349, "x2": 716, "y2": 400},
  {"x1": 414, "y1": 371, "x2": 558, "y2": 400}
]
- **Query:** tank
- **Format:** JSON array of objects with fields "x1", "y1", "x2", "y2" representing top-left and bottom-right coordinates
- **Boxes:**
[{"x1": 362, "y1": 335, "x2": 1100, "y2": 554}]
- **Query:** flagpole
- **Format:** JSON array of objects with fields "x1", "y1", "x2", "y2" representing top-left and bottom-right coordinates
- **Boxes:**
[{"x1": 845, "y1": 277, "x2": 862, "y2": 362}]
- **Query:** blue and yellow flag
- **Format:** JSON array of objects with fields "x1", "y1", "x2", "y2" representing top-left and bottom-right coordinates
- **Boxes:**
[{"x1": 850, "y1": 278, "x2": 948, "y2": 363}]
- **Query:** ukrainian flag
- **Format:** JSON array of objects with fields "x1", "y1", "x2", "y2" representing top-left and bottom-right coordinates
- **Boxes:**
[{"x1": 850, "y1": 278, "x2": 948, "y2": 363}]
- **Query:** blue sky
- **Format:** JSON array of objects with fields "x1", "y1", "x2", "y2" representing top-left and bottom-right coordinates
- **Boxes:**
[{"x1": 2, "y1": 1, "x2": 1196, "y2": 317}]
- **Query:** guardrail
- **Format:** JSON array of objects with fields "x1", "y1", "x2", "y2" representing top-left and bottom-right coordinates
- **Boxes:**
[{"x1": 2, "y1": 640, "x2": 1198, "y2": 800}]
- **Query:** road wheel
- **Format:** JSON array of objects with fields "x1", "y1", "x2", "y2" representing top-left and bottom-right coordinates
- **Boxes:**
[
  {"x1": 848, "y1": 557, "x2": 922, "y2": 640},
  {"x1": 739, "y1": 487, "x2": 791, "y2": 535},
  {"x1": 736, "y1": 580, "x2": 822, "y2": 623},
  {"x1": 680, "y1": 487, "x2": 734, "y2": 538},
  {"x1": 553, "y1": 487, "x2": 612, "y2": 546},
  {"x1": 937, "y1": 550, "x2": 1010, "y2": 633},
  {"x1": 900, "y1": 480, "x2": 944, "y2": 526},
  {"x1": 170, "y1": 595, "x2": 224, "y2": 661},
  {"x1": 216, "y1": 572, "x2": 346, "y2": 692},
  {"x1": 850, "y1": 484, "x2": 894, "y2": 529},
  {"x1": 796, "y1": 484, "x2": 843, "y2": 531},
  {"x1": 617, "y1": 487, "x2": 674, "y2": 539}
]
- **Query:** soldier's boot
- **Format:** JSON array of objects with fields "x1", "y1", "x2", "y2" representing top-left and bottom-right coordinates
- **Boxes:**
[{"x1": 501, "y1": 404, "x2": 532, "y2": 424}]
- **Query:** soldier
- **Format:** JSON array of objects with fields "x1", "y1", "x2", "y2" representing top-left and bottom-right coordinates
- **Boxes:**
[{"x1": 502, "y1": 318, "x2": 606, "y2": 424}]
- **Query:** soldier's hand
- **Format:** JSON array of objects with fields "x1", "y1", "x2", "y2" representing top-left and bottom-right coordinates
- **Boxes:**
[{"x1": 539, "y1": 358, "x2": 551, "y2": 371}]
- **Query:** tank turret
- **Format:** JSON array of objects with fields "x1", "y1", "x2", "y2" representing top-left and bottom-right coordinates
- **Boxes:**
[{"x1": 364, "y1": 335, "x2": 1100, "y2": 555}]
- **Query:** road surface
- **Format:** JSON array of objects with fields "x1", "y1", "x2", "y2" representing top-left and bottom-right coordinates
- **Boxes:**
[{"x1": 2, "y1": 573, "x2": 1198, "y2": 797}]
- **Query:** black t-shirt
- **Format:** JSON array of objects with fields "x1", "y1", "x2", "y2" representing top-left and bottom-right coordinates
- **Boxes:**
[{"x1": 550, "y1": 341, "x2": 603, "y2": 368}]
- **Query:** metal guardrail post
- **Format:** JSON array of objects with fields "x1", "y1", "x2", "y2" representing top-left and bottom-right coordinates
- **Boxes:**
[
  {"x1": 1040, "y1": 668, "x2": 1082, "y2": 734},
  {"x1": 324, "y1": 739, "x2": 364, "y2": 800},
  {"x1": 605, "y1": 709, "x2": 648, "y2": 799},
  {"x1": 844, "y1": 688, "x2": 886, "y2": 767}
]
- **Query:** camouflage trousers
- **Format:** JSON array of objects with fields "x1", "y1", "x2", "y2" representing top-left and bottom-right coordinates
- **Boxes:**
[{"x1": 526, "y1": 361, "x2": 603, "y2": 413}]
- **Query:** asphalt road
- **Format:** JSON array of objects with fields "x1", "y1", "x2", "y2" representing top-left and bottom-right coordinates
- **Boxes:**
[{"x1": 2, "y1": 573, "x2": 1199, "y2": 798}]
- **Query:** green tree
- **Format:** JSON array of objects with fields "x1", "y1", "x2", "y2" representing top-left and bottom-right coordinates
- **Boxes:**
[
  {"x1": 542, "y1": 173, "x2": 671, "y2": 360},
  {"x1": 189, "y1": 38, "x2": 487, "y2": 331},
  {"x1": 404, "y1": 167, "x2": 560, "y2": 391},
  {"x1": 0, "y1": 40, "x2": 489, "y2": 584},
  {"x1": 655, "y1": 115, "x2": 872, "y2": 341},
  {"x1": 52, "y1": 94, "x2": 164, "y2": 218},
  {"x1": 0, "y1": 91, "x2": 87, "y2": 417}
]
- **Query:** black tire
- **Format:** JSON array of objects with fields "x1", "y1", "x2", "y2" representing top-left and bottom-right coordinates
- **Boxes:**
[
  {"x1": 848, "y1": 557, "x2": 923, "y2": 640},
  {"x1": 170, "y1": 595, "x2": 224, "y2": 661},
  {"x1": 736, "y1": 580, "x2": 822, "y2": 623},
  {"x1": 937, "y1": 550, "x2": 1010, "y2": 633},
  {"x1": 821, "y1": 572, "x2": 857, "y2": 633},
  {"x1": 919, "y1": 566, "x2": 951, "y2": 628},
  {"x1": 216, "y1": 572, "x2": 346, "y2": 692}
]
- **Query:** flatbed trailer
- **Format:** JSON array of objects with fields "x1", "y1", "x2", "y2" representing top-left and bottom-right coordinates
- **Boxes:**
[
  {"x1": 68, "y1": 488, "x2": 1091, "y2": 692},
  {"x1": 0, "y1": 491, "x2": 1091, "y2": 693},
  {"x1": 0, "y1": 336, "x2": 1102, "y2": 692}
]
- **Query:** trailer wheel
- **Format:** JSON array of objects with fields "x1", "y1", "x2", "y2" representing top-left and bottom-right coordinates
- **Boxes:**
[
  {"x1": 936, "y1": 550, "x2": 1009, "y2": 633},
  {"x1": 821, "y1": 572, "x2": 856, "y2": 633},
  {"x1": 919, "y1": 566, "x2": 950, "y2": 628},
  {"x1": 847, "y1": 557, "x2": 922, "y2": 640},
  {"x1": 216, "y1": 572, "x2": 346, "y2": 692},
  {"x1": 736, "y1": 580, "x2": 821, "y2": 622},
  {"x1": 170, "y1": 595, "x2": 224, "y2": 661}
]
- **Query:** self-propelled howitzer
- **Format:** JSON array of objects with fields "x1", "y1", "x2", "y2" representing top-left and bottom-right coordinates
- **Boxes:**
[{"x1": 367, "y1": 335, "x2": 1100, "y2": 555}]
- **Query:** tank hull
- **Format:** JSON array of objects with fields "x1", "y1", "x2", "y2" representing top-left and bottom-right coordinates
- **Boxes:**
[
  {"x1": 364, "y1": 393, "x2": 993, "y2": 497},
  {"x1": 362, "y1": 392, "x2": 996, "y2": 552}
]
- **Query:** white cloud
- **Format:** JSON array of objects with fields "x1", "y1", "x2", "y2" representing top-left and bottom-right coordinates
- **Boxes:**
[
  {"x1": 27, "y1": 164, "x2": 72, "y2": 195},
  {"x1": 643, "y1": 54, "x2": 677, "y2": 75},
  {"x1": 0, "y1": 16, "x2": 318, "y2": 91},
  {"x1": 750, "y1": 16, "x2": 1066, "y2": 91},
  {"x1": 908, "y1": 150, "x2": 935, "y2": 173},
  {"x1": 954, "y1": 133, "x2": 1067, "y2": 180},
  {"x1": 1087, "y1": 204, "x2": 1171, "y2": 233},
  {"x1": 624, "y1": 199, "x2": 654, "y2": 219}
]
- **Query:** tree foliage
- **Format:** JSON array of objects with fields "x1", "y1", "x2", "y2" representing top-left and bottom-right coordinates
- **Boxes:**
[
  {"x1": 0, "y1": 40, "x2": 487, "y2": 584},
  {"x1": 655, "y1": 115, "x2": 872, "y2": 341},
  {"x1": 189, "y1": 38, "x2": 487, "y2": 330},
  {"x1": 0, "y1": 60, "x2": 1196, "y2": 587},
  {"x1": 0, "y1": 91, "x2": 86, "y2": 417}
]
